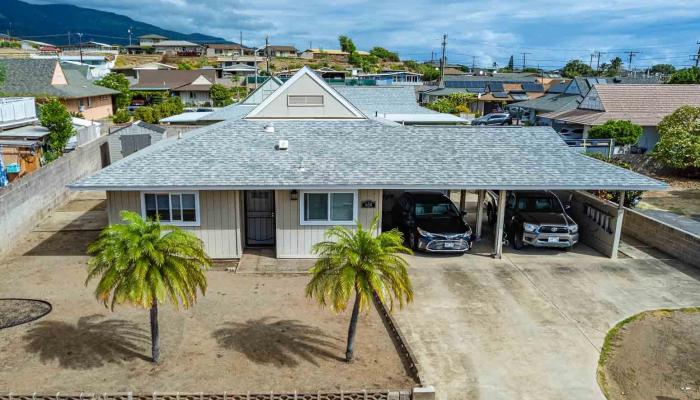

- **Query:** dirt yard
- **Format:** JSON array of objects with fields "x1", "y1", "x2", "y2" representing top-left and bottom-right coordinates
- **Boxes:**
[
  {"x1": 637, "y1": 177, "x2": 700, "y2": 219},
  {"x1": 598, "y1": 308, "x2": 700, "y2": 400},
  {"x1": 0, "y1": 196, "x2": 414, "y2": 394}
]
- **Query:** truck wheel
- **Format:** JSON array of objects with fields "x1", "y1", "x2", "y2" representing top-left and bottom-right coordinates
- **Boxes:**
[
  {"x1": 409, "y1": 231, "x2": 418, "y2": 251},
  {"x1": 513, "y1": 233, "x2": 524, "y2": 250}
]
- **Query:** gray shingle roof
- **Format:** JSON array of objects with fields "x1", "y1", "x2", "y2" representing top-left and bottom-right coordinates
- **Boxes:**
[
  {"x1": 0, "y1": 59, "x2": 118, "y2": 99},
  {"x1": 510, "y1": 93, "x2": 582, "y2": 113},
  {"x1": 334, "y1": 86, "x2": 434, "y2": 115},
  {"x1": 71, "y1": 120, "x2": 665, "y2": 191}
]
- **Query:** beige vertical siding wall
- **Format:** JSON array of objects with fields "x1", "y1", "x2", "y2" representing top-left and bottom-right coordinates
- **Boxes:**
[
  {"x1": 274, "y1": 189, "x2": 382, "y2": 258},
  {"x1": 106, "y1": 190, "x2": 243, "y2": 259}
]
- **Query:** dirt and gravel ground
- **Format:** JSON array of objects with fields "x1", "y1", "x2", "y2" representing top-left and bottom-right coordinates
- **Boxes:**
[
  {"x1": 0, "y1": 196, "x2": 413, "y2": 394},
  {"x1": 600, "y1": 309, "x2": 700, "y2": 400}
]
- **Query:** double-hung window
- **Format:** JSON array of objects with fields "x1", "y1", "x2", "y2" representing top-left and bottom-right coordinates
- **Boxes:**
[
  {"x1": 300, "y1": 190, "x2": 357, "y2": 225},
  {"x1": 141, "y1": 192, "x2": 200, "y2": 226}
]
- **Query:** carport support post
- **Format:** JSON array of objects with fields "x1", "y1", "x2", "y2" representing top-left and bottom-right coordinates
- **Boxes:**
[
  {"x1": 459, "y1": 190, "x2": 466, "y2": 212},
  {"x1": 476, "y1": 190, "x2": 485, "y2": 239},
  {"x1": 494, "y1": 190, "x2": 507, "y2": 259},
  {"x1": 610, "y1": 191, "x2": 626, "y2": 258}
]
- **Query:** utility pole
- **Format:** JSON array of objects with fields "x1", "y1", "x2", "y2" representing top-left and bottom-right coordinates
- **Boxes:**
[
  {"x1": 695, "y1": 41, "x2": 700, "y2": 67},
  {"x1": 521, "y1": 52, "x2": 531, "y2": 70},
  {"x1": 265, "y1": 35, "x2": 270, "y2": 74},
  {"x1": 240, "y1": 30, "x2": 243, "y2": 52},
  {"x1": 68, "y1": 31, "x2": 71, "y2": 45},
  {"x1": 472, "y1": 55, "x2": 476, "y2": 73},
  {"x1": 438, "y1": 34, "x2": 447, "y2": 87},
  {"x1": 589, "y1": 52, "x2": 594, "y2": 68},
  {"x1": 625, "y1": 50, "x2": 639, "y2": 73},
  {"x1": 595, "y1": 51, "x2": 606, "y2": 73},
  {"x1": 128, "y1": 27, "x2": 132, "y2": 46},
  {"x1": 77, "y1": 32, "x2": 83, "y2": 64}
]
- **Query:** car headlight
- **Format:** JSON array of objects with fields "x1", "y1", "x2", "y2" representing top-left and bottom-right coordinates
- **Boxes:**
[
  {"x1": 569, "y1": 224, "x2": 578, "y2": 234},
  {"x1": 523, "y1": 223, "x2": 538, "y2": 233},
  {"x1": 416, "y1": 227, "x2": 433, "y2": 237}
]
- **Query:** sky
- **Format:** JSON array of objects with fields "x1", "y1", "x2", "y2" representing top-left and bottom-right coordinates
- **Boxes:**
[{"x1": 24, "y1": 0, "x2": 700, "y2": 70}]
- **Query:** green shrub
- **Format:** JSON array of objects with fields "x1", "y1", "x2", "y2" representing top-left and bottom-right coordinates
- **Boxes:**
[
  {"x1": 652, "y1": 105, "x2": 700, "y2": 170},
  {"x1": 94, "y1": 72, "x2": 131, "y2": 109},
  {"x1": 588, "y1": 120, "x2": 642, "y2": 146},
  {"x1": 426, "y1": 92, "x2": 477, "y2": 114},
  {"x1": 112, "y1": 109, "x2": 131, "y2": 124},
  {"x1": 39, "y1": 98, "x2": 75, "y2": 161}
]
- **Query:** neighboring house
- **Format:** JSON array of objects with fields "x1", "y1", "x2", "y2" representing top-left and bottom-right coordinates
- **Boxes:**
[
  {"x1": 257, "y1": 45, "x2": 299, "y2": 58},
  {"x1": 300, "y1": 48, "x2": 370, "y2": 62},
  {"x1": 0, "y1": 59, "x2": 117, "y2": 120},
  {"x1": 276, "y1": 67, "x2": 346, "y2": 81},
  {"x1": 153, "y1": 40, "x2": 203, "y2": 56},
  {"x1": 59, "y1": 41, "x2": 120, "y2": 54},
  {"x1": 138, "y1": 34, "x2": 167, "y2": 47},
  {"x1": 205, "y1": 43, "x2": 252, "y2": 57},
  {"x1": 0, "y1": 97, "x2": 47, "y2": 182},
  {"x1": 31, "y1": 54, "x2": 116, "y2": 78},
  {"x1": 130, "y1": 69, "x2": 217, "y2": 106},
  {"x1": 107, "y1": 121, "x2": 167, "y2": 163},
  {"x1": 218, "y1": 56, "x2": 266, "y2": 69},
  {"x1": 356, "y1": 70, "x2": 423, "y2": 85},
  {"x1": 70, "y1": 67, "x2": 663, "y2": 261},
  {"x1": 540, "y1": 84, "x2": 700, "y2": 152},
  {"x1": 112, "y1": 62, "x2": 177, "y2": 79}
]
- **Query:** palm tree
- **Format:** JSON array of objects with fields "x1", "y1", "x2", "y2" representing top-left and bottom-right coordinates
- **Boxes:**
[
  {"x1": 86, "y1": 210, "x2": 211, "y2": 363},
  {"x1": 306, "y1": 215, "x2": 413, "y2": 362}
]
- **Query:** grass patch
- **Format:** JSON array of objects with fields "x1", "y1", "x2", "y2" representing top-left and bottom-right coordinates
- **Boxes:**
[{"x1": 597, "y1": 307, "x2": 700, "y2": 399}]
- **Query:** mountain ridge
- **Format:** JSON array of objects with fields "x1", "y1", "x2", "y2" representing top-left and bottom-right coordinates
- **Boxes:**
[{"x1": 0, "y1": 0, "x2": 228, "y2": 46}]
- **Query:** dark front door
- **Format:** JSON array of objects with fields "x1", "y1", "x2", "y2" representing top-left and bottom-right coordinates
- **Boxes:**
[{"x1": 245, "y1": 190, "x2": 275, "y2": 246}]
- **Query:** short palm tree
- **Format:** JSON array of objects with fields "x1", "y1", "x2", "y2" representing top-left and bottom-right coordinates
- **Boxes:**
[
  {"x1": 306, "y1": 215, "x2": 413, "y2": 362},
  {"x1": 86, "y1": 210, "x2": 211, "y2": 363}
]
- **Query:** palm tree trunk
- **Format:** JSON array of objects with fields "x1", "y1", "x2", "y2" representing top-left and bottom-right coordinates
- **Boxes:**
[
  {"x1": 345, "y1": 291, "x2": 361, "y2": 362},
  {"x1": 150, "y1": 299, "x2": 160, "y2": 363}
]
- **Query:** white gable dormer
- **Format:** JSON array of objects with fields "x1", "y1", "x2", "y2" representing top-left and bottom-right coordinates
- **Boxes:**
[
  {"x1": 242, "y1": 76, "x2": 283, "y2": 105},
  {"x1": 244, "y1": 66, "x2": 365, "y2": 119},
  {"x1": 191, "y1": 75, "x2": 213, "y2": 85}
]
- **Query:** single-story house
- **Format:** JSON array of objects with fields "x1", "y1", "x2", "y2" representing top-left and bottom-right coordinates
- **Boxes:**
[
  {"x1": 539, "y1": 84, "x2": 700, "y2": 152},
  {"x1": 0, "y1": 59, "x2": 118, "y2": 120},
  {"x1": 276, "y1": 67, "x2": 346, "y2": 81},
  {"x1": 356, "y1": 71, "x2": 423, "y2": 85},
  {"x1": 257, "y1": 45, "x2": 299, "y2": 58},
  {"x1": 138, "y1": 34, "x2": 167, "y2": 47},
  {"x1": 130, "y1": 69, "x2": 217, "y2": 106},
  {"x1": 71, "y1": 67, "x2": 664, "y2": 261},
  {"x1": 107, "y1": 121, "x2": 168, "y2": 163},
  {"x1": 59, "y1": 41, "x2": 120, "y2": 54},
  {"x1": 153, "y1": 40, "x2": 203, "y2": 56},
  {"x1": 205, "y1": 43, "x2": 252, "y2": 57}
]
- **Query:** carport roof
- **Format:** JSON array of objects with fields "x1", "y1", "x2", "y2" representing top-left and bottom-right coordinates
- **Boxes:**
[{"x1": 70, "y1": 121, "x2": 666, "y2": 191}]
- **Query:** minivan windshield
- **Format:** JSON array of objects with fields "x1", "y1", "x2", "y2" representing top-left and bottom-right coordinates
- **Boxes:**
[
  {"x1": 415, "y1": 202, "x2": 460, "y2": 217},
  {"x1": 516, "y1": 196, "x2": 563, "y2": 212}
]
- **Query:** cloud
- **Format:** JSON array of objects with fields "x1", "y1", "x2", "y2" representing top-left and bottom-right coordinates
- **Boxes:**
[{"x1": 23, "y1": 0, "x2": 700, "y2": 68}]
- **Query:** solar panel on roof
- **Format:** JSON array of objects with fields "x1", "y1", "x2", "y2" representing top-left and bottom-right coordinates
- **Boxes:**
[
  {"x1": 492, "y1": 92, "x2": 508, "y2": 98},
  {"x1": 488, "y1": 82, "x2": 504, "y2": 92},
  {"x1": 467, "y1": 88, "x2": 485, "y2": 93},
  {"x1": 522, "y1": 83, "x2": 544, "y2": 92}
]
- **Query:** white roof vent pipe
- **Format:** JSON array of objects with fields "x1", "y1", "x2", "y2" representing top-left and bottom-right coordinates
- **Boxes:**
[
  {"x1": 277, "y1": 139, "x2": 289, "y2": 150},
  {"x1": 264, "y1": 123, "x2": 275, "y2": 133}
]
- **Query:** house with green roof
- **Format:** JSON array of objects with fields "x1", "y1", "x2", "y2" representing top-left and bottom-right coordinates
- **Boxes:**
[{"x1": 0, "y1": 58, "x2": 118, "y2": 120}]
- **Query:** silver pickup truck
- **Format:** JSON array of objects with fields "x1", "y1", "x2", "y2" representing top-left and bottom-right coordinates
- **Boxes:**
[{"x1": 486, "y1": 191, "x2": 579, "y2": 250}]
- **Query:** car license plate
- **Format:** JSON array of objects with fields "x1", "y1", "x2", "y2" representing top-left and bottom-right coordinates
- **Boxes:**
[
  {"x1": 548, "y1": 237, "x2": 560, "y2": 243},
  {"x1": 444, "y1": 242, "x2": 455, "y2": 248}
]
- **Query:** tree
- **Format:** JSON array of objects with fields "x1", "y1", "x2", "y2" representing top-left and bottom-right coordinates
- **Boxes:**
[
  {"x1": 306, "y1": 216, "x2": 413, "y2": 362},
  {"x1": 425, "y1": 92, "x2": 477, "y2": 114},
  {"x1": 505, "y1": 55, "x2": 514, "y2": 72},
  {"x1": 668, "y1": 67, "x2": 700, "y2": 84},
  {"x1": 338, "y1": 35, "x2": 356, "y2": 54},
  {"x1": 39, "y1": 98, "x2": 74, "y2": 161},
  {"x1": 94, "y1": 72, "x2": 131, "y2": 109},
  {"x1": 561, "y1": 59, "x2": 594, "y2": 78},
  {"x1": 369, "y1": 47, "x2": 399, "y2": 62},
  {"x1": 418, "y1": 64, "x2": 440, "y2": 81},
  {"x1": 604, "y1": 57, "x2": 622, "y2": 76},
  {"x1": 649, "y1": 64, "x2": 675, "y2": 76},
  {"x1": 652, "y1": 105, "x2": 700, "y2": 170},
  {"x1": 86, "y1": 211, "x2": 211, "y2": 363},
  {"x1": 210, "y1": 83, "x2": 234, "y2": 107},
  {"x1": 588, "y1": 120, "x2": 643, "y2": 146},
  {"x1": 586, "y1": 153, "x2": 644, "y2": 207},
  {"x1": 112, "y1": 109, "x2": 131, "y2": 124}
]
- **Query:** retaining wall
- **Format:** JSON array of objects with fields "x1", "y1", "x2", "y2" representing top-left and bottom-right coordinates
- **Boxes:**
[
  {"x1": 0, "y1": 137, "x2": 105, "y2": 257},
  {"x1": 568, "y1": 191, "x2": 622, "y2": 258},
  {"x1": 622, "y1": 208, "x2": 700, "y2": 268}
]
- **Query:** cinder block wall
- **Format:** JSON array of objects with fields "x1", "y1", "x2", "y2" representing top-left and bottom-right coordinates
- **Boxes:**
[
  {"x1": 0, "y1": 137, "x2": 106, "y2": 257},
  {"x1": 622, "y1": 208, "x2": 700, "y2": 268},
  {"x1": 567, "y1": 191, "x2": 622, "y2": 258}
]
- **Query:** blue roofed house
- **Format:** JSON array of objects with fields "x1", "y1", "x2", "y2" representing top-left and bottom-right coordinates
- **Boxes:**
[{"x1": 70, "y1": 67, "x2": 665, "y2": 261}]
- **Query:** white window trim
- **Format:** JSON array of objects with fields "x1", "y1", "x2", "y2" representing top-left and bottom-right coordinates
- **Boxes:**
[
  {"x1": 287, "y1": 95, "x2": 324, "y2": 107},
  {"x1": 299, "y1": 190, "x2": 358, "y2": 226},
  {"x1": 140, "y1": 191, "x2": 201, "y2": 227}
]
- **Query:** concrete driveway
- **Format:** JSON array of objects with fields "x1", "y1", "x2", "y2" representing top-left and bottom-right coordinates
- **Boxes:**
[{"x1": 393, "y1": 240, "x2": 700, "y2": 400}]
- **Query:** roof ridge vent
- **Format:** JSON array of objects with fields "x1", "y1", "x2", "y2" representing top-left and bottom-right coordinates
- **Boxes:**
[{"x1": 264, "y1": 123, "x2": 275, "y2": 133}]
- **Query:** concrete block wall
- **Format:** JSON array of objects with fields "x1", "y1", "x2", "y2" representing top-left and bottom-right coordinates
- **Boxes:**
[
  {"x1": 622, "y1": 208, "x2": 700, "y2": 269},
  {"x1": 568, "y1": 191, "x2": 622, "y2": 258},
  {"x1": 0, "y1": 137, "x2": 105, "y2": 257}
]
